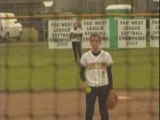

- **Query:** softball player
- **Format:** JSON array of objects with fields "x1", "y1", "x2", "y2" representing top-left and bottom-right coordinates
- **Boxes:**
[
  {"x1": 80, "y1": 33, "x2": 113, "y2": 120},
  {"x1": 70, "y1": 20, "x2": 83, "y2": 62}
]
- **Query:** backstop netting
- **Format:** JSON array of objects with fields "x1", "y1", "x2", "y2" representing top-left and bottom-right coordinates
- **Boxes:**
[{"x1": 0, "y1": 1, "x2": 159, "y2": 120}]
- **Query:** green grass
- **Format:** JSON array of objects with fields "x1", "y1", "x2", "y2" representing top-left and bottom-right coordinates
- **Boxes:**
[
  {"x1": 22, "y1": 27, "x2": 38, "y2": 42},
  {"x1": 111, "y1": 49, "x2": 159, "y2": 90},
  {"x1": 0, "y1": 44, "x2": 159, "y2": 91}
]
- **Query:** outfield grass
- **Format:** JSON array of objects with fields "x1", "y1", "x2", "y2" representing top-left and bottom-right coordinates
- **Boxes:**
[{"x1": 0, "y1": 44, "x2": 159, "y2": 91}]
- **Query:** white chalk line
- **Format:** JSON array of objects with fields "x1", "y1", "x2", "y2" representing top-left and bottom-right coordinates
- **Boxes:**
[{"x1": 118, "y1": 96, "x2": 133, "y2": 100}]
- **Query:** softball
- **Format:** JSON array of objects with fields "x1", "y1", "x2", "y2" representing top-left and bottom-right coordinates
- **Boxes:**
[{"x1": 86, "y1": 87, "x2": 91, "y2": 93}]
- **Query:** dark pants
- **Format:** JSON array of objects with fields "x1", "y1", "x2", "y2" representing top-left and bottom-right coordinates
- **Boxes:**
[
  {"x1": 85, "y1": 85, "x2": 110, "y2": 120},
  {"x1": 72, "y1": 42, "x2": 82, "y2": 62}
]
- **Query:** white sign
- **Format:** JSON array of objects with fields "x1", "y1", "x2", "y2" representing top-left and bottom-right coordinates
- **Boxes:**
[
  {"x1": 48, "y1": 19, "x2": 110, "y2": 49},
  {"x1": 150, "y1": 18, "x2": 159, "y2": 48},
  {"x1": 118, "y1": 19, "x2": 146, "y2": 48},
  {"x1": 81, "y1": 19, "x2": 109, "y2": 48},
  {"x1": 48, "y1": 19, "x2": 73, "y2": 49}
]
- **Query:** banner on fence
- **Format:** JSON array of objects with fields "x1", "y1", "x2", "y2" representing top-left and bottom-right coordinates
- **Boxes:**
[
  {"x1": 118, "y1": 19, "x2": 146, "y2": 48},
  {"x1": 48, "y1": 19, "x2": 73, "y2": 49},
  {"x1": 81, "y1": 19, "x2": 109, "y2": 48},
  {"x1": 150, "y1": 18, "x2": 159, "y2": 48},
  {"x1": 48, "y1": 18, "x2": 159, "y2": 49},
  {"x1": 48, "y1": 19, "x2": 109, "y2": 49}
]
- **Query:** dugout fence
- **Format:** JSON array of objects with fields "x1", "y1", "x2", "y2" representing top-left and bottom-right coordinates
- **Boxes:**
[{"x1": 0, "y1": 12, "x2": 159, "y2": 120}]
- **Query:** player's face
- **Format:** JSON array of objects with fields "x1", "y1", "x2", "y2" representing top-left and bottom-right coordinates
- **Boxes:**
[
  {"x1": 73, "y1": 22, "x2": 78, "y2": 29},
  {"x1": 90, "y1": 36, "x2": 100, "y2": 52}
]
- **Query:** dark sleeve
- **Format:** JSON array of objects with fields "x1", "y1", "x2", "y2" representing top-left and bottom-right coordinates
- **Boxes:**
[
  {"x1": 107, "y1": 65, "x2": 113, "y2": 89},
  {"x1": 80, "y1": 66, "x2": 86, "y2": 82}
]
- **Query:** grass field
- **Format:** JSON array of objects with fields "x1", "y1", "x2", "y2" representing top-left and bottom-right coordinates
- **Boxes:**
[{"x1": 0, "y1": 41, "x2": 159, "y2": 91}]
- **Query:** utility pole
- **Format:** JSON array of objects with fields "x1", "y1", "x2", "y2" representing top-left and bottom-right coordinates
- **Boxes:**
[
  {"x1": 131, "y1": 0, "x2": 134, "y2": 13},
  {"x1": 147, "y1": 0, "x2": 150, "y2": 12}
]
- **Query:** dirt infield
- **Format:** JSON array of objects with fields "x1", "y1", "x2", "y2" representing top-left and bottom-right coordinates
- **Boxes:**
[{"x1": 1, "y1": 90, "x2": 159, "y2": 120}]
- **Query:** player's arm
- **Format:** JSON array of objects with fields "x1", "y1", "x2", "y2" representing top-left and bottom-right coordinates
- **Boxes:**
[
  {"x1": 80, "y1": 66, "x2": 88, "y2": 90},
  {"x1": 80, "y1": 66, "x2": 85, "y2": 81},
  {"x1": 70, "y1": 28, "x2": 83, "y2": 38},
  {"x1": 70, "y1": 32, "x2": 77, "y2": 38},
  {"x1": 78, "y1": 32, "x2": 83, "y2": 37},
  {"x1": 70, "y1": 29, "x2": 76, "y2": 38},
  {"x1": 79, "y1": 28, "x2": 83, "y2": 37},
  {"x1": 70, "y1": 32, "x2": 82, "y2": 38},
  {"x1": 107, "y1": 65, "x2": 113, "y2": 89}
]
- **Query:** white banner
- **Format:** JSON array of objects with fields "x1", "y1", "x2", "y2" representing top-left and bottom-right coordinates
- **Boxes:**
[
  {"x1": 118, "y1": 19, "x2": 146, "y2": 48},
  {"x1": 150, "y1": 18, "x2": 159, "y2": 48},
  {"x1": 81, "y1": 19, "x2": 109, "y2": 48},
  {"x1": 48, "y1": 19, "x2": 73, "y2": 49},
  {"x1": 48, "y1": 19, "x2": 109, "y2": 49}
]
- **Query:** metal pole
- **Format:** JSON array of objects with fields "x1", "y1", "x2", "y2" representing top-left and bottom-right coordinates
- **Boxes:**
[
  {"x1": 42, "y1": 19, "x2": 45, "y2": 41},
  {"x1": 131, "y1": 0, "x2": 134, "y2": 13},
  {"x1": 147, "y1": 0, "x2": 150, "y2": 12}
]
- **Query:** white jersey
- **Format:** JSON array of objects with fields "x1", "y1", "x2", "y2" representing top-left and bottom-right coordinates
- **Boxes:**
[
  {"x1": 80, "y1": 50, "x2": 113, "y2": 87},
  {"x1": 70, "y1": 27, "x2": 82, "y2": 42}
]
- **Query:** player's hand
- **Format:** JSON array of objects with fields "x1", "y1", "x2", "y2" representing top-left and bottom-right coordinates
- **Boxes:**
[{"x1": 82, "y1": 81, "x2": 88, "y2": 92}]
